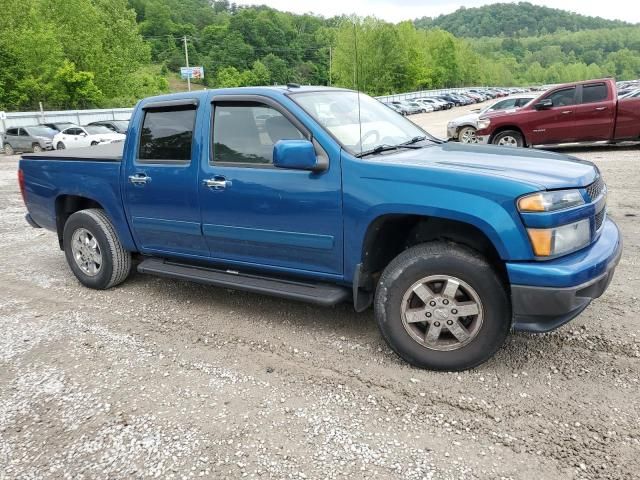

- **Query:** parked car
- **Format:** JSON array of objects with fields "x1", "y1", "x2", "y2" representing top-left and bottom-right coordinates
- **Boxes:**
[
  {"x1": 39, "y1": 122, "x2": 78, "y2": 133},
  {"x1": 620, "y1": 89, "x2": 640, "y2": 99},
  {"x1": 384, "y1": 102, "x2": 408, "y2": 115},
  {"x1": 3, "y1": 125, "x2": 56, "y2": 155},
  {"x1": 476, "y1": 78, "x2": 640, "y2": 147},
  {"x1": 52, "y1": 125, "x2": 126, "y2": 150},
  {"x1": 19, "y1": 86, "x2": 622, "y2": 371},
  {"x1": 87, "y1": 120, "x2": 130, "y2": 134},
  {"x1": 447, "y1": 95, "x2": 535, "y2": 143},
  {"x1": 389, "y1": 101, "x2": 424, "y2": 115},
  {"x1": 418, "y1": 98, "x2": 450, "y2": 110}
]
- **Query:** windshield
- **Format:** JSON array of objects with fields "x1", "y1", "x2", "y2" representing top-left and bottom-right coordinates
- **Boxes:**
[
  {"x1": 292, "y1": 91, "x2": 430, "y2": 155},
  {"x1": 85, "y1": 125, "x2": 112, "y2": 134},
  {"x1": 112, "y1": 121, "x2": 129, "y2": 130},
  {"x1": 25, "y1": 126, "x2": 56, "y2": 137}
]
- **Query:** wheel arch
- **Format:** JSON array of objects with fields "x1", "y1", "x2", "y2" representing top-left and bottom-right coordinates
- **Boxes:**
[
  {"x1": 358, "y1": 213, "x2": 509, "y2": 292},
  {"x1": 489, "y1": 126, "x2": 528, "y2": 147},
  {"x1": 54, "y1": 194, "x2": 136, "y2": 252}
]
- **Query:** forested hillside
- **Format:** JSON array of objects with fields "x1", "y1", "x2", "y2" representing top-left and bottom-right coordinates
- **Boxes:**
[
  {"x1": 414, "y1": 2, "x2": 633, "y2": 37},
  {"x1": 1, "y1": 0, "x2": 639, "y2": 111}
]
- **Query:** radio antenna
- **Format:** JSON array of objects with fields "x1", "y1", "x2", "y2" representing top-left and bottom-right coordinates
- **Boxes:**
[{"x1": 354, "y1": 22, "x2": 363, "y2": 156}]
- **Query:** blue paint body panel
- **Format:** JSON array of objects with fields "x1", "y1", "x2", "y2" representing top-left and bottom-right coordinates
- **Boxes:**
[{"x1": 18, "y1": 86, "x2": 621, "y2": 302}]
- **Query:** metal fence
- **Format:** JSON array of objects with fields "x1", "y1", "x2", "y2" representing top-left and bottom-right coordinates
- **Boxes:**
[{"x1": 0, "y1": 108, "x2": 134, "y2": 147}]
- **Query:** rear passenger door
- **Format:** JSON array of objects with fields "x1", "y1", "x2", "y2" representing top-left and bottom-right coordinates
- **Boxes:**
[
  {"x1": 198, "y1": 96, "x2": 343, "y2": 276},
  {"x1": 572, "y1": 82, "x2": 615, "y2": 142},
  {"x1": 124, "y1": 99, "x2": 208, "y2": 257}
]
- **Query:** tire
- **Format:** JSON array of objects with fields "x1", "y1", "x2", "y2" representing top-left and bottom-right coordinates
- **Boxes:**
[
  {"x1": 458, "y1": 126, "x2": 478, "y2": 144},
  {"x1": 56, "y1": 142, "x2": 66, "y2": 150},
  {"x1": 32, "y1": 144, "x2": 43, "y2": 153},
  {"x1": 63, "y1": 208, "x2": 132, "y2": 289},
  {"x1": 492, "y1": 130, "x2": 524, "y2": 148},
  {"x1": 90, "y1": 141, "x2": 98, "y2": 146},
  {"x1": 374, "y1": 242, "x2": 511, "y2": 371},
  {"x1": 4, "y1": 143, "x2": 14, "y2": 155}
]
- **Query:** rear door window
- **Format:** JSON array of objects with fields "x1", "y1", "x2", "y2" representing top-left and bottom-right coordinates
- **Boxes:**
[
  {"x1": 138, "y1": 107, "x2": 196, "y2": 164},
  {"x1": 581, "y1": 83, "x2": 608, "y2": 104}
]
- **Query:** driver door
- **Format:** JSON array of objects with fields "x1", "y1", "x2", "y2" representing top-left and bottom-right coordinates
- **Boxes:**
[{"x1": 199, "y1": 97, "x2": 344, "y2": 276}]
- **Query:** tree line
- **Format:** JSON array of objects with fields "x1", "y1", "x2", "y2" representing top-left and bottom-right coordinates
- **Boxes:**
[{"x1": 1, "y1": 0, "x2": 639, "y2": 110}]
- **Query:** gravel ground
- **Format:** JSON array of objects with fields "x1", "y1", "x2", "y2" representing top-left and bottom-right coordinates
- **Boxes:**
[{"x1": 1, "y1": 105, "x2": 639, "y2": 479}]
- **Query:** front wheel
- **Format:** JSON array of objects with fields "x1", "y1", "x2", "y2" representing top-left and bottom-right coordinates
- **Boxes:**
[
  {"x1": 56, "y1": 142, "x2": 66, "y2": 150},
  {"x1": 492, "y1": 130, "x2": 524, "y2": 148},
  {"x1": 63, "y1": 209, "x2": 132, "y2": 289},
  {"x1": 374, "y1": 242, "x2": 511, "y2": 371},
  {"x1": 458, "y1": 126, "x2": 478, "y2": 144},
  {"x1": 32, "y1": 144, "x2": 43, "y2": 153}
]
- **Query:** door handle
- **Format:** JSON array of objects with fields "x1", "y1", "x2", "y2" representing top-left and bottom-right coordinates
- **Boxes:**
[
  {"x1": 595, "y1": 106, "x2": 607, "y2": 111},
  {"x1": 561, "y1": 110, "x2": 573, "y2": 115},
  {"x1": 203, "y1": 177, "x2": 229, "y2": 190},
  {"x1": 128, "y1": 173, "x2": 151, "y2": 185}
]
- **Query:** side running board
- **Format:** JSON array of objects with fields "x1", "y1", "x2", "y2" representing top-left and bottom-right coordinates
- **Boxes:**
[{"x1": 137, "y1": 258, "x2": 350, "y2": 307}]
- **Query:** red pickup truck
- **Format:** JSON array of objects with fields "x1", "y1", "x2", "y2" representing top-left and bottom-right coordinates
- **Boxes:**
[{"x1": 475, "y1": 78, "x2": 640, "y2": 148}]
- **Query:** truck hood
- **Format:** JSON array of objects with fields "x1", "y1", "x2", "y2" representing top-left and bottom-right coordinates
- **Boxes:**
[{"x1": 373, "y1": 141, "x2": 597, "y2": 190}]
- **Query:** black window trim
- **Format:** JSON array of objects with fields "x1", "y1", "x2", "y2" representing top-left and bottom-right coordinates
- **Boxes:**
[
  {"x1": 136, "y1": 102, "x2": 198, "y2": 166},
  {"x1": 209, "y1": 94, "x2": 313, "y2": 170}
]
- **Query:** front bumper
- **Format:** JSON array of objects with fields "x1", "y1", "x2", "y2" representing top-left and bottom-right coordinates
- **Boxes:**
[
  {"x1": 508, "y1": 218, "x2": 622, "y2": 333},
  {"x1": 446, "y1": 125, "x2": 458, "y2": 140}
]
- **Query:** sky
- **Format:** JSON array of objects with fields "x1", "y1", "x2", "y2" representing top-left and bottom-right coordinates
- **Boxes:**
[{"x1": 231, "y1": 0, "x2": 640, "y2": 24}]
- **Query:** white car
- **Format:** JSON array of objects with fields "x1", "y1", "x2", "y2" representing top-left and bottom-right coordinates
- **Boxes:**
[{"x1": 52, "y1": 125, "x2": 126, "y2": 150}]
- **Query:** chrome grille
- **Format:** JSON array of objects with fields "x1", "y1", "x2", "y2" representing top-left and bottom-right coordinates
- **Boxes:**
[
  {"x1": 586, "y1": 176, "x2": 605, "y2": 201},
  {"x1": 595, "y1": 208, "x2": 606, "y2": 231}
]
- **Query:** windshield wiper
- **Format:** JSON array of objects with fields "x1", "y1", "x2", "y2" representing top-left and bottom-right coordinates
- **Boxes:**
[
  {"x1": 355, "y1": 141, "x2": 424, "y2": 158},
  {"x1": 399, "y1": 135, "x2": 427, "y2": 146}
]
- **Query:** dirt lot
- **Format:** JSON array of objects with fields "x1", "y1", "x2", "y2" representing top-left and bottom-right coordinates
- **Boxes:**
[{"x1": 1, "y1": 104, "x2": 639, "y2": 479}]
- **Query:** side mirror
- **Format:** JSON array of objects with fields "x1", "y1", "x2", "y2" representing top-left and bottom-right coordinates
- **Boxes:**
[
  {"x1": 534, "y1": 98, "x2": 553, "y2": 110},
  {"x1": 81, "y1": 132, "x2": 88, "y2": 136},
  {"x1": 273, "y1": 139, "x2": 326, "y2": 172}
]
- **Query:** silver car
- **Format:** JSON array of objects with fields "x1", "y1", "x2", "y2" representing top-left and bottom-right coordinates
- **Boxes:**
[
  {"x1": 447, "y1": 95, "x2": 534, "y2": 143},
  {"x1": 2, "y1": 125, "x2": 56, "y2": 155}
]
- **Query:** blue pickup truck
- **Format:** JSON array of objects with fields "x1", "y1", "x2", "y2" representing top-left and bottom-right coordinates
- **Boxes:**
[{"x1": 18, "y1": 86, "x2": 622, "y2": 370}]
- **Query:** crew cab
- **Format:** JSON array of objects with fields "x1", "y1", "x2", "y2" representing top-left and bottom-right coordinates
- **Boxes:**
[
  {"x1": 18, "y1": 86, "x2": 622, "y2": 371},
  {"x1": 476, "y1": 78, "x2": 640, "y2": 148}
]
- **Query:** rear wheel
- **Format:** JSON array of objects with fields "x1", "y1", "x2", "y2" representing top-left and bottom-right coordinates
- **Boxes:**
[
  {"x1": 458, "y1": 126, "x2": 478, "y2": 144},
  {"x1": 63, "y1": 209, "x2": 132, "y2": 289},
  {"x1": 374, "y1": 242, "x2": 511, "y2": 371},
  {"x1": 492, "y1": 130, "x2": 524, "y2": 148},
  {"x1": 4, "y1": 143, "x2": 14, "y2": 155},
  {"x1": 56, "y1": 142, "x2": 66, "y2": 150}
]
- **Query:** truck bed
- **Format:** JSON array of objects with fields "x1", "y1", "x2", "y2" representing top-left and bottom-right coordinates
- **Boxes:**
[
  {"x1": 21, "y1": 142, "x2": 124, "y2": 162},
  {"x1": 19, "y1": 142, "x2": 126, "y2": 235}
]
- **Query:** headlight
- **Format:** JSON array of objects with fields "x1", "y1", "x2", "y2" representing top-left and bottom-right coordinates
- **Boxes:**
[
  {"x1": 527, "y1": 218, "x2": 590, "y2": 257},
  {"x1": 518, "y1": 190, "x2": 584, "y2": 212},
  {"x1": 477, "y1": 118, "x2": 491, "y2": 130}
]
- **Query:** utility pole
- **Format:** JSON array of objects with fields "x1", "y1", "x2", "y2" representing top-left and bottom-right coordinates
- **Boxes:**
[
  {"x1": 183, "y1": 35, "x2": 191, "y2": 92},
  {"x1": 329, "y1": 46, "x2": 332, "y2": 87}
]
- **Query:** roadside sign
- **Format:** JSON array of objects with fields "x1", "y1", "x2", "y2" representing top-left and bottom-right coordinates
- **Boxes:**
[{"x1": 180, "y1": 66, "x2": 204, "y2": 80}]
